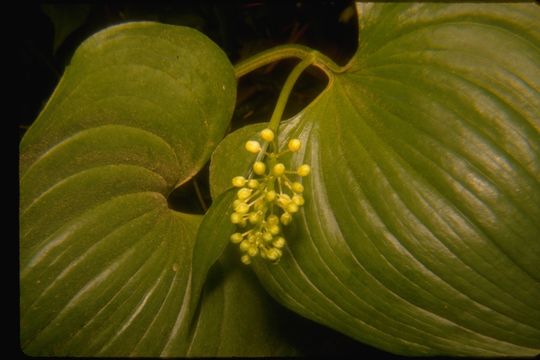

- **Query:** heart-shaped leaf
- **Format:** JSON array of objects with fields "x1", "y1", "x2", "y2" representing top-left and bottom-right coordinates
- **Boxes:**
[
  {"x1": 209, "y1": 3, "x2": 540, "y2": 356},
  {"x1": 19, "y1": 21, "x2": 299, "y2": 357}
]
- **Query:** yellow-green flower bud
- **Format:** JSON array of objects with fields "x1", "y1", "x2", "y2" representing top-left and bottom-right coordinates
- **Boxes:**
[
  {"x1": 268, "y1": 224, "x2": 280, "y2": 235},
  {"x1": 247, "y1": 179, "x2": 259, "y2": 189},
  {"x1": 263, "y1": 232, "x2": 273, "y2": 242},
  {"x1": 232, "y1": 176, "x2": 246, "y2": 187},
  {"x1": 266, "y1": 214, "x2": 279, "y2": 225},
  {"x1": 265, "y1": 190, "x2": 277, "y2": 201},
  {"x1": 297, "y1": 164, "x2": 311, "y2": 176},
  {"x1": 280, "y1": 212, "x2": 292, "y2": 225},
  {"x1": 266, "y1": 248, "x2": 282, "y2": 261},
  {"x1": 230, "y1": 212, "x2": 242, "y2": 224},
  {"x1": 248, "y1": 212, "x2": 261, "y2": 224},
  {"x1": 288, "y1": 139, "x2": 301, "y2": 152},
  {"x1": 292, "y1": 194, "x2": 305, "y2": 206},
  {"x1": 241, "y1": 254, "x2": 252, "y2": 265},
  {"x1": 253, "y1": 161, "x2": 266, "y2": 175},
  {"x1": 230, "y1": 232, "x2": 243, "y2": 244},
  {"x1": 291, "y1": 182, "x2": 304, "y2": 193},
  {"x1": 240, "y1": 240, "x2": 250, "y2": 252},
  {"x1": 235, "y1": 202, "x2": 249, "y2": 214},
  {"x1": 245, "y1": 140, "x2": 261, "y2": 153},
  {"x1": 247, "y1": 246, "x2": 259, "y2": 257},
  {"x1": 260, "y1": 128, "x2": 275, "y2": 142},
  {"x1": 272, "y1": 163, "x2": 285, "y2": 176},
  {"x1": 273, "y1": 237, "x2": 286, "y2": 249},
  {"x1": 237, "y1": 187, "x2": 252, "y2": 200},
  {"x1": 277, "y1": 194, "x2": 291, "y2": 207},
  {"x1": 286, "y1": 203, "x2": 299, "y2": 214}
]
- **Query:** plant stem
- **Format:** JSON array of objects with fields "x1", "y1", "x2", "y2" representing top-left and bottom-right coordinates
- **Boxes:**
[
  {"x1": 234, "y1": 44, "x2": 345, "y2": 79},
  {"x1": 240, "y1": 44, "x2": 343, "y2": 177},
  {"x1": 247, "y1": 54, "x2": 316, "y2": 178},
  {"x1": 267, "y1": 55, "x2": 314, "y2": 135}
]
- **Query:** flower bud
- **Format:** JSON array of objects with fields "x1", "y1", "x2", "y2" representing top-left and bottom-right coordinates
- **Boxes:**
[
  {"x1": 286, "y1": 203, "x2": 299, "y2": 214},
  {"x1": 248, "y1": 212, "x2": 261, "y2": 224},
  {"x1": 297, "y1": 164, "x2": 311, "y2": 176},
  {"x1": 280, "y1": 212, "x2": 292, "y2": 225},
  {"x1": 265, "y1": 190, "x2": 277, "y2": 201},
  {"x1": 245, "y1": 140, "x2": 261, "y2": 153},
  {"x1": 237, "y1": 187, "x2": 252, "y2": 200},
  {"x1": 247, "y1": 246, "x2": 259, "y2": 257},
  {"x1": 263, "y1": 232, "x2": 274, "y2": 242},
  {"x1": 230, "y1": 233, "x2": 243, "y2": 244},
  {"x1": 253, "y1": 161, "x2": 266, "y2": 175},
  {"x1": 240, "y1": 240, "x2": 250, "y2": 252},
  {"x1": 241, "y1": 254, "x2": 252, "y2": 265},
  {"x1": 247, "y1": 179, "x2": 259, "y2": 189},
  {"x1": 266, "y1": 214, "x2": 279, "y2": 225},
  {"x1": 235, "y1": 202, "x2": 250, "y2": 214},
  {"x1": 272, "y1": 163, "x2": 285, "y2": 176},
  {"x1": 273, "y1": 237, "x2": 286, "y2": 249},
  {"x1": 232, "y1": 176, "x2": 246, "y2": 187},
  {"x1": 260, "y1": 128, "x2": 275, "y2": 142},
  {"x1": 268, "y1": 224, "x2": 280, "y2": 235},
  {"x1": 291, "y1": 182, "x2": 304, "y2": 193},
  {"x1": 230, "y1": 212, "x2": 242, "y2": 224},
  {"x1": 266, "y1": 248, "x2": 282, "y2": 261},
  {"x1": 277, "y1": 194, "x2": 291, "y2": 207},
  {"x1": 292, "y1": 194, "x2": 305, "y2": 206},
  {"x1": 288, "y1": 139, "x2": 301, "y2": 152}
]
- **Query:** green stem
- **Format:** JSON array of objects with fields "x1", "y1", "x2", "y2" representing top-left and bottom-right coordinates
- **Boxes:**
[
  {"x1": 241, "y1": 45, "x2": 343, "y2": 178},
  {"x1": 267, "y1": 55, "x2": 314, "y2": 134},
  {"x1": 247, "y1": 54, "x2": 316, "y2": 179},
  {"x1": 234, "y1": 44, "x2": 344, "y2": 79}
]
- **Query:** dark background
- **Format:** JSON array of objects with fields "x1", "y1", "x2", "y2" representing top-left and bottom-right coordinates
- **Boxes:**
[{"x1": 16, "y1": 1, "x2": 415, "y2": 357}]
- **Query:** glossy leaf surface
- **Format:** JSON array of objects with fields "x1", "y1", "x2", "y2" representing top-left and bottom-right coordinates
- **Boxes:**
[
  {"x1": 19, "y1": 22, "x2": 296, "y2": 357},
  {"x1": 210, "y1": 3, "x2": 540, "y2": 356}
]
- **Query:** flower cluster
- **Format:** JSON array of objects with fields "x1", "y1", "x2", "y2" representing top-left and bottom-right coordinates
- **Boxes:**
[{"x1": 229, "y1": 128, "x2": 310, "y2": 265}]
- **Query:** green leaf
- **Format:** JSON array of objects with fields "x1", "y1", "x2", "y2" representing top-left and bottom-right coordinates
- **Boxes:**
[
  {"x1": 209, "y1": 123, "x2": 267, "y2": 199},
  {"x1": 189, "y1": 190, "x2": 236, "y2": 305},
  {"x1": 210, "y1": 3, "x2": 540, "y2": 356},
  {"x1": 19, "y1": 21, "x2": 241, "y2": 356},
  {"x1": 186, "y1": 246, "x2": 301, "y2": 357}
]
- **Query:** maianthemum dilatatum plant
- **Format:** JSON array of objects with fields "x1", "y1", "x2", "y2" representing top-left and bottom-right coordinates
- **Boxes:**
[{"x1": 20, "y1": 3, "x2": 540, "y2": 357}]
